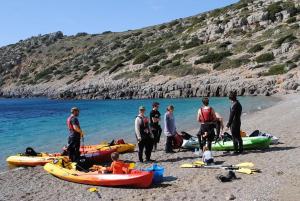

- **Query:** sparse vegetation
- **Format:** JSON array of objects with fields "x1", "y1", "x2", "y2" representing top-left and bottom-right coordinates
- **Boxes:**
[
  {"x1": 149, "y1": 48, "x2": 165, "y2": 57},
  {"x1": 133, "y1": 53, "x2": 150, "y2": 64},
  {"x1": 263, "y1": 64, "x2": 286, "y2": 76},
  {"x1": 286, "y1": 17, "x2": 296, "y2": 24},
  {"x1": 255, "y1": 53, "x2": 275, "y2": 63},
  {"x1": 248, "y1": 44, "x2": 264, "y2": 53},
  {"x1": 213, "y1": 57, "x2": 250, "y2": 70},
  {"x1": 274, "y1": 34, "x2": 297, "y2": 48},
  {"x1": 183, "y1": 37, "x2": 203, "y2": 50},
  {"x1": 167, "y1": 43, "x2": 181, "y2": 53},
  {"x1": 195, "y1": 51, "x2": 232, "y2": 64}
]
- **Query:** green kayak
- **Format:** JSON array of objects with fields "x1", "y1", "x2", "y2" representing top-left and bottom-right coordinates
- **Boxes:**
[{"x1": 182, "y1": 137, "x2": 271, "y2": 151}]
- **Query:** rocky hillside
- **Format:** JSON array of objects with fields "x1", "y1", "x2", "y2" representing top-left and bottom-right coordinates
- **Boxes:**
[{"x1": 1, "y1": 0, "x2": 300, "y2": 99}]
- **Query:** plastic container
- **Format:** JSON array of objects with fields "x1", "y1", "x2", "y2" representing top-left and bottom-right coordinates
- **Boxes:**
[{"x1": 144, "y1": 163, "x2": 164, "y2": 184}]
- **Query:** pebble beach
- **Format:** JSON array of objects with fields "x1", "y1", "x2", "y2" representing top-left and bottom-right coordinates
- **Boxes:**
[{"x1": 1, "y1": 94, "x2": 300, "y2": 201}]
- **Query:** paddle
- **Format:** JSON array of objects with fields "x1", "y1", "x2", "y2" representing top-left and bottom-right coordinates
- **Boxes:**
[
  {"x1": 88, "y1": 187, "x2": 101, "y2": 199},
  {"x1": 180, "y1": 161, "x2": 260, "y2": 174}
]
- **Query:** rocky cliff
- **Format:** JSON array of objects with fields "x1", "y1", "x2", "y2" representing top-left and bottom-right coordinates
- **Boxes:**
[{"x1": 1, "y1": 0, "x2": 300, "y2": 99}]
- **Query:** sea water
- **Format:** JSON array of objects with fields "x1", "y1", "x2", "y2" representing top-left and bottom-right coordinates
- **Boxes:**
[{"x1": 0, "y1": 96, "x2": 279, "y2": 169}]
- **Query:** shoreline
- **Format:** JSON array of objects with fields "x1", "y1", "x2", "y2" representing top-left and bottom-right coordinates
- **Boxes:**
[{"x1": 1, "y1": 93, "x2": 300, "y2": 201}]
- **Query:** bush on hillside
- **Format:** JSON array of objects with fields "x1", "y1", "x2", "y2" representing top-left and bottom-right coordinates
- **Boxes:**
[
  {"x1": 255, "y1": 53, "x2": 274, "y2": 63},
  {"x1": 286, "y1": 17, "x2": 296, "y2": 24},
  {"x1": 263, "y1": 2, "x2": 283, "y2": 22},
  {"x1": 263, "y1": 64, "x2": 286, "y2": 76},
  {"x1": 149, "y1": 48, "x2": 165, "y2": 57},
  {"x1": 248, "y1": 44, "x2": 264, "y2": 53},
  {"x1": 167, "y1": 43, "x2": 181, "y2": 52},
  {"x1": 133, "y1": 53, "x2": 150, "y2": 64},
  {"x1": 183, "y1": 37, "x2": 203, "y2": 50},
  {"x1": 213, "y1": 57, "x2": 250, "y2": 70},
  {"x1": 160, "y1": 59, "x2": 172, "y2": 66},
  {"x1": 194, "y1": 51, "x2": 232, "y2": 64},
  {"x1": 149, "y1": 65, "x2": 161, "y2": 73},
  {"x1": 274, "y1": 34, "x2": 297, "y2": 48}
]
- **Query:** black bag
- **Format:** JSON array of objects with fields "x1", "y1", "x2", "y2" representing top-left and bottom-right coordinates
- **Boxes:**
[
  {"x1": 75, "y1": 156, "x2": 93, "y2": 172},
  {"x1": 25, "y1": 147, "x2": 38, "y2": 156}
]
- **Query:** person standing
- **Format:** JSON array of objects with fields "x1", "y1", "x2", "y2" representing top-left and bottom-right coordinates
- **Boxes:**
[
  {"x1": 226, "y1": 91, "x2": 243, "y2": 154},
  {"x1": 215, "y1": 112, "x2": 224, "y2": 138},
  {"x1": 135, "y1": 106, "x2": 154, "y2": 162},
  {"x1": 164, "y1": 105, "x2": 177, "y2": 153},
  {"x1": 149, "y1": 102, "x2": 162, "y2": 151},
  {"x1": 197, "y1": 97, "x2": 217, "y2": 151},
  {"x1": 66, "y1": 107, "x2": 84, "y2": 162}
]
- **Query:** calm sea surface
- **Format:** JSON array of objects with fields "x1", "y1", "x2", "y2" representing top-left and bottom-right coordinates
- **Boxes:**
[{"x1": 0, "y1": 96, "x2": 280, "y2": 169}]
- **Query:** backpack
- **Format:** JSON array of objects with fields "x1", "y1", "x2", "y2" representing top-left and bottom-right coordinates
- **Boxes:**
[{"x1": 173, "y1": 133, "x2": 184, "y2": 149}]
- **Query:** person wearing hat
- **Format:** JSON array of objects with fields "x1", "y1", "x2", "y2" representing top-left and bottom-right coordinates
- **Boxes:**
[
  {"x1": 66, "y1": 107, "x2": 84, "y2": 162},
  {"x1": 135, "y1": 106, "x2": 154, "y2": 162},
  {"x1": 149, "y1": 102, "x2": 162, "y2": 151}
]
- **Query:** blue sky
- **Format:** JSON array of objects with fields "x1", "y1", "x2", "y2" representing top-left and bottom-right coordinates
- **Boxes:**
[{"x1": 0, "y1": 0, "x2": 238, "y2": 47}]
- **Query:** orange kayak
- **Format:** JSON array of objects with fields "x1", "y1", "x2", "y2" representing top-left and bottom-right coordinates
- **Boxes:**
[
  {"x1": 79, "y1": 143, "x2": 135, "y2": 154},
  {"x1": 44, "y1": 162, "x2": 154, "y2": 188}
]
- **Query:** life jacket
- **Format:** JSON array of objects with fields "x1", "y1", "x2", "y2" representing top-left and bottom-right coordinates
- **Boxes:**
[
  {"x1": 199, "y1": 107, "x2": 214, "y2": 123},
  {"x1": 67, "y1": 115, "x2": 80, "y2": 133},
  {"x1": 137, "y1": 116, "x2": 150, "y2": 138},
  {"x1": 108, "y1": 161, "x2": 130, "y2": 174}
]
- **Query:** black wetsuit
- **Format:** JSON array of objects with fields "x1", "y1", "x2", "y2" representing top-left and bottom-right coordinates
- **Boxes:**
[
  {"x1": 149, "y1": 110, "x2": 162, "y2": 149},
  {"x1": 67, "y1": 116, "x2": 81, "y2": 162},
  {"x1": 136, "y1": 116, "x2": 153, "y2": 162},
  {"x1": 227, "y1": 100, "x2": 243, "y2": 153}
]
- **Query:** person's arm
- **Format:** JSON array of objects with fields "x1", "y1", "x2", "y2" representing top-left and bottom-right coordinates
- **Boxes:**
[
  {"x1": 197, "y1": 109, "x2": 201, "y2": 122},
  {"x1": 211, "y1": 108, "x2": 217, "y2": 122},
  {"x1": 227, "y1": 103, "x2": 237, "y2": 128},
  {"x1": 105, "y1": 162, "x2": 114, "y2": 172},
  {"x1": 135, "y1": 117, "x2": 142, "y2": 141},
  {"x1": 164, "y1": 114, "x2": 171, "y2": 135}
]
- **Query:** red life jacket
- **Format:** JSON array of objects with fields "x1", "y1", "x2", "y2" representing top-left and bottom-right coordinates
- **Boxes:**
[
  {"x1": 67, "y1": 115, "x2": 74, "y2": 131},
  {"x1": 199, "y1": 107, "x2": 214, "y2": 123}
]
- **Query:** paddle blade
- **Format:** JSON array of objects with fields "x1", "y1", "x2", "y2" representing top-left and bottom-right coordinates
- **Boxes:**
[
  {"x1": 88, "y1": 187, "x2": 98, "y2": 192},
  {"x1": 193, "y1": 161, "x2": 205, "y2": 166},
  {"x1": 180, "y1": 164, "x2": 195, "y2": 168},
  {"x1": 237, "y1": 168, "x2": 252, "y2": 174},
  {"x1": 236, "y1": 162, "x2": 254, "y2": 168},
  {"x1": 129, "y1": 163, "x2": 135, "y2": 169}
]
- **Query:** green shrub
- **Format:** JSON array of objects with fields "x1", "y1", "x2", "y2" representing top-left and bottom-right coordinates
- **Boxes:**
[
  {"x1": 167, "y1": 43, "x2": 181, "y2": 52},
  {"x1": 172, "y1": 54, "x2": 184, "y2": 60},
  {"x1": 183, "y1": 37, "x2": 203, "y2": 50},
  {"x1": 255, "y1": 53, "x2": 274, "y2": 63},
  {"x1": 195, "y1": 51, "x2": 232, "y2": 64},
  {"x1": 263, "y1": 64, "x2": 286, "y2": 76},
  {"x1": 169, "y1": 20, "x2": 180, "y2": 27},
  {"x1": 144, "y1": 54, "x2": 167, "y2": 67},
  {"x1": 159, "y1": 24, "x2": 167, "y2": 30},
  {"x1": 172, "y1": 60, "x2": 181, "y2": 66},
  {"x1": 149, "y1": 65, "x2": 161, "y2": 73},
  {"x1": 160, "y1": 59, "x2": 172, "y2": 66},
  {"x1": 274, "y1": 34, "x2": 297, "y2": 48},
  {"x1": 286, "y1": 17, "x2": 296, "y2": 24},
  {"x1": 263, "y1": 2, "x2": 283, "y2": 22},
  {"x1": 35, "y1": 66, "x2": 56, "y2": 81},
  {"x1": 290, "y1": 23, "x2": 300, "y2": 30},
  {"x1": 213, "y1": 57, "x2": 250, "y2": 70},
  {"x1": 197, "y1": 46, "x2": 209, "y2": 56},
  {"x1": 218, "y1": 41, "x2": 232, "y2": 49},
  {"x1": 149, "y1": 48, "x2": 165, "y2": 56},
  {"x1": 248, "y1": 44, "x2": 264, "y2": 53},
  {"x1": 133, "y1": 53, "x2": 150, "y2": 64}
]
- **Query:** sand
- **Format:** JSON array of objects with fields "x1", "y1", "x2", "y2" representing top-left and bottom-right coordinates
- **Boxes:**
[{"x1": 1, "y1": 94, "x2": 300, "y2": 201}]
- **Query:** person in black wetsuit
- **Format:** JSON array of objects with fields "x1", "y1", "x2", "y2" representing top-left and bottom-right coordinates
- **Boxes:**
[
  {"x1": 226, "y1": 91, "x2": 243, "y2": 154},
  {"x1": 149, "y1": 102, "x2": 162, "y2": 151},
  {"x1": 135, "y1": 106, "x2": 154, "y2": 162},
  {"x1": 66, "y1": 107, "x2": 84, "y2": 162}
]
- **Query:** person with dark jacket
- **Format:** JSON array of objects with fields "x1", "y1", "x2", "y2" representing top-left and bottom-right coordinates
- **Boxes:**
[
  {"x1": 66, "y1": 107, "x2": 84, "y2": 162},
  {"x1": 197, "y1": 97, "x2": 217, "y2": 151},
  {"x1": 149, "y1": 102, "x2": 162, "y2": 151},
  {"x1": 164, "y1": 105, "x2": 177, "y2": 153},
  {"x1": 135, "y1": 106, "x2": 154, "y2": 162},
  {"x1": 226, "y1": 91, "x2": 243, "y2": 154}
]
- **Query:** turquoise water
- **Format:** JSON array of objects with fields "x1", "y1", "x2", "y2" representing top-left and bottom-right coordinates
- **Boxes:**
[{"x1": 0, "y1": 96, "x2": 279, "y2": 169}]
